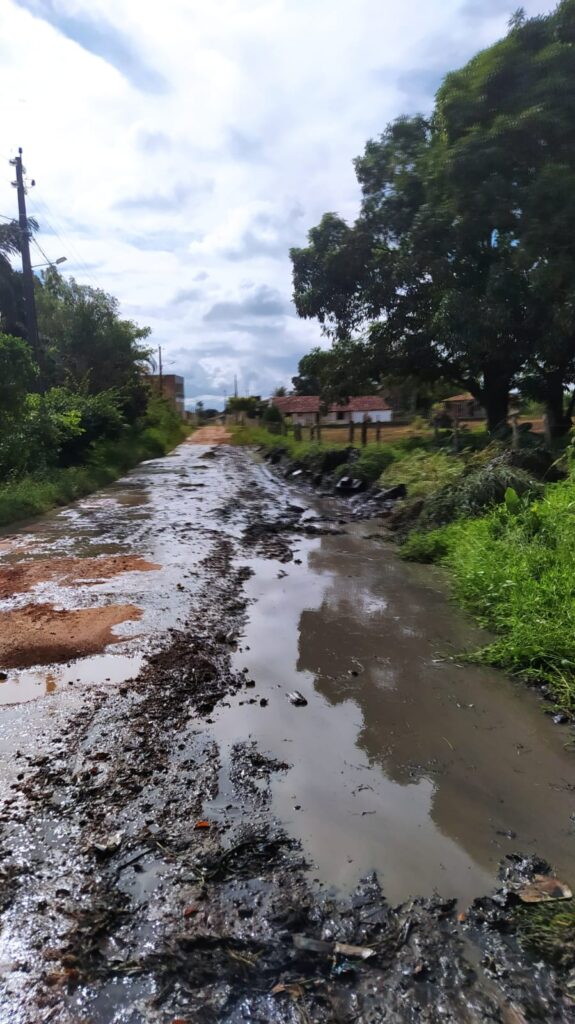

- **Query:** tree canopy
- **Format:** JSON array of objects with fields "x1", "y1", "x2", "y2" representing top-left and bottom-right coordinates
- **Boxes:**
[{"x1": 290, "y1": 0, "x2": 575, "y2": 435}]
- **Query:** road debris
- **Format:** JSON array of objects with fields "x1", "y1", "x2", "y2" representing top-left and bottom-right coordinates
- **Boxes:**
[
  {"x1": 287, "y1": 690, "x2": 308, "y2": 706},
  {"x1": 518, "y1": 875, "x2": 572, "y2": 903}
]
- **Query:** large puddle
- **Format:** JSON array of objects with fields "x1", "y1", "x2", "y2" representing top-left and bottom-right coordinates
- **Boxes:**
[{"x1": 0, "y1": 441, "x2": 572, "y2": 906}]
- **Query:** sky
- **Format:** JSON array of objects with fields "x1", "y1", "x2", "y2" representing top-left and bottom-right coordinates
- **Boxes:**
[{"x1": 0, "y1": 0, "x2": 557, "y2": 409}]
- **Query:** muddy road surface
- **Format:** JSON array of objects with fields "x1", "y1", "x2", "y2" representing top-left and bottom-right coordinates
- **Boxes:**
[{"x1": 0, "y1": 437, "x2": 573, "y2": 1022}]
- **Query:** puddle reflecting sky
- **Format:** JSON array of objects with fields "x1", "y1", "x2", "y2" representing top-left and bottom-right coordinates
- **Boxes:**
[{"x1": 212, "y1": 527, "x2": 574, "y2": 904}]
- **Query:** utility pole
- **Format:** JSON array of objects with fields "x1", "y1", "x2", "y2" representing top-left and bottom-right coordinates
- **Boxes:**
[
  {"x1": 158, "y1": 345, "x2": 163, "y2": 396},
  {"x1": 234, "y1": 374, "x2": 238, "y2": 399},
  {"x1": 11, "y1": 149, "x2": 39, "y2": 357}
]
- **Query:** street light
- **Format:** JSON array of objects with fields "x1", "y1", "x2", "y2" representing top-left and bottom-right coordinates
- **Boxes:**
[{"x1": 31, "y1": 256, "x2": 67, "y2": 268}]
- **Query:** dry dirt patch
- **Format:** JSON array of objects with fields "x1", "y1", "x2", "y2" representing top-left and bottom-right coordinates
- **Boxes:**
[
  {"x1": 0, "y1": 554, "x2": 159, "y2": 600},
  {"x1": 0, "y1": 601, "x2": 142, "y2": 669},
  {"x1": 189, "y1": 425, "x2": 232, "y2": 444}
]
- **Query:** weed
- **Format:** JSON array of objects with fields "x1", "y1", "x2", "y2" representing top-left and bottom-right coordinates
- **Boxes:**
[
  {"x1": 382, "y1": 450, "x2": 466, "y2": 498},
  {"x1": 514, "y1": 902, "x2": 575, "y2": 969},
  {"x1": 400, "y1": 528, "x2": 451, "y2": 562},
  {"x1": 405, "y1": 480, "x2": 575, "y2": 709}
]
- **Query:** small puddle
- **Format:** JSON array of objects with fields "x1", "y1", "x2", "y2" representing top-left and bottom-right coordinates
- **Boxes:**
[
  {"x1": 0, "y1": 652, "x2": 144, "y2": 705},
  {"x1": 212, "y1": 523, "x2": 575, "y2": 906}
]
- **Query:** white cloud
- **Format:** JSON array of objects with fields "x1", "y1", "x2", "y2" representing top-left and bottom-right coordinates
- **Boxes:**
[{"x1": 0, "y1": 0, "x2": 557, "y2": 403}]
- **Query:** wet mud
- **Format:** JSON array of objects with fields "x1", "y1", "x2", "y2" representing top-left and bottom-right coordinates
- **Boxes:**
[
  {"x1": 0, "y1": 601, "x2": 143, "y2": 669},
  {"x1": 0, "y1": 442, "x2": 572, "y2": 1022},
  {"x1": 0, "y1": 554, "x2": 159, "y2": 600}
]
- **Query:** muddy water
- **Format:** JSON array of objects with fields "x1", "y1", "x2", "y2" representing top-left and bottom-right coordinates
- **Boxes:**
[
  {"x1": 0, "y1": 442, "x2": 573, "y2": 909},
  {"x1": 212, "y1": 522, "x2": 575, "y2": 905}
]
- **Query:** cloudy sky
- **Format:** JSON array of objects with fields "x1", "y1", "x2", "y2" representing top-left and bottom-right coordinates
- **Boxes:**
[{"x1": 0, "y1": 0, "x2": 556, "y2": 408}]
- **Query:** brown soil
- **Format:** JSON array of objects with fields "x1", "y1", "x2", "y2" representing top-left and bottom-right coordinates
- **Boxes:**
[
  {"x1": 0, "y1": 555, "x2": 159, "y2": 600},
  {"x1": 189, "y1": 425, "x2": 233, "y2": 444},
  {"x1": 0, "y1": 602, "x2": 142, "y2": 669}
]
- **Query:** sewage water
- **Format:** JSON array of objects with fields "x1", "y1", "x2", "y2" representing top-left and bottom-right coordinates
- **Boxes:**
[{"x1": 0, "y1": 441, "x2": 573, "y2": 906}]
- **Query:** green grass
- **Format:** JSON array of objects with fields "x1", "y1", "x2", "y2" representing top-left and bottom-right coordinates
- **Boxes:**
[
  {"x1": 514, "y1": 902, "x2": 575, "y2": 970},
  {"x1": 231, "y1": 424, "x2": 347, "y2": 461},
  {"x1": 402, "y1": 479, "x2": 575, "y2": 710},
  {"x1": 381, "y1": 449, "x2": 466, "y2": 497},
  {"x1": 0, "y1": 407, "x2": 189, "y2": 528}
]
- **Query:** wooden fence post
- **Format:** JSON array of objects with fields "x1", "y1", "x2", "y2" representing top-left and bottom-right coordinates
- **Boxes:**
[
  {"x1": 376, "y1": 422, "x2": 381, "y2": 443},
  {"x1": 361, "y1": 419, "x2": 368, "y2": 447}
]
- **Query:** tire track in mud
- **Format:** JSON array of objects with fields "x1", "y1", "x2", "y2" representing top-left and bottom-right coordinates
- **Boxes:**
[{"x1": 0, "y1": 447, "x2": 571, "y2": 1023}]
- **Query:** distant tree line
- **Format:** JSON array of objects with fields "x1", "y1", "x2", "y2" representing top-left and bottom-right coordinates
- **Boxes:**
[{"x1": 290, "y1": 1, "x2": 575, "y2": 435}]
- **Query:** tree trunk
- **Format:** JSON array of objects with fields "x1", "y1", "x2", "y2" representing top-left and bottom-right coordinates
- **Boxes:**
[
  {"x1": 543, "y1": 372, "x2": 571, "y2": 439},
  {"x1": 481, "y1": 367, "x2": 511, "y2": 434}
]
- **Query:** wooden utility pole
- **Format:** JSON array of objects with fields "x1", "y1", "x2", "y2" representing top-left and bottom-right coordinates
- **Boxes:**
[
  {"x1": 158, "y1": 345, "x2": 163, "y2": 396},
  {"x1": 11, "y1": 149, "x2": 39, "y2": 357}
]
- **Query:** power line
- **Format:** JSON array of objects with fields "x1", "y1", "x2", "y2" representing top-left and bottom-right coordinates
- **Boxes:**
[
  {"x1": 32, "y1": 235, "x2": 57, "y2": 268},
  {"x1": 27, "y1": 193, "x2": 102, "y2": 291}
]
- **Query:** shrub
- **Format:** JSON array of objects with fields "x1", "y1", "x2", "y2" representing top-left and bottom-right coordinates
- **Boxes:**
[
  {"x1": 421, "y1": 463, "x2": 541, "y2": 527},
  {"x1": 262, "y1": 403, "x2": 283, "y2": 425},
  {"x1": 400, "y1": 528, "x2": 451, "y2": 562}
]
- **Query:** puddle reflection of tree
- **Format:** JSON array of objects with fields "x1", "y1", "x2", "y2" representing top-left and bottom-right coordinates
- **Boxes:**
[{"x1": 295, "y1": 549, "x2": 573, "y2": 876}]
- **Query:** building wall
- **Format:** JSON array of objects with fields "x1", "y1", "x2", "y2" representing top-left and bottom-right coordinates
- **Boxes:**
[
  {"x1": 150, "y1": 374, "x2": 185, "y2": 417},
  {"x1": 322, "y1": 411, "x2": 350, "y2": 424},
  {"x1": 322, "y1": 409, "x2": 392, "y2": 424},
  {"x1": 350, "y1": 410, "x2": 392, "y2": 423},
  {"x1": 292, "y1": 412, "x2": 317, "y2": 426}
]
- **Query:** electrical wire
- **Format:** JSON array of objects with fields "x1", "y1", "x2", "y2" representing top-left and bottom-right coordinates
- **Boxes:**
[
  {"x1": 27, "y1": 194, "x2": 102, "y2": 291},
  {"x1": 32, "y1": 236, "x2": 56, "y2": 269}
]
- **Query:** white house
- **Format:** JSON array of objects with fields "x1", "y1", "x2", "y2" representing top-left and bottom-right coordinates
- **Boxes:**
[
  {"x1": 324, "y1": 396, "x2": 393, "y2": 424},
  {"x1": 271, "y1": 395, "x2": 321, "y2": 426}
]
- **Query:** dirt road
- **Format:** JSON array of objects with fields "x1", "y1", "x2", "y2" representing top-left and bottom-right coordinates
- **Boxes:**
[
  {"x1": 189, "y1": 424, "x2": 233, "y2": 444},
  {"x1": 0, "y1": 442, "x2": 572, "y2": 1022}
]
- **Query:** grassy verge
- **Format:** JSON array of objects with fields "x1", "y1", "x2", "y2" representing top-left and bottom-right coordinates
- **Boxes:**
[
  {"x1": 0, "y1": 401, "x2": 189, "y2": 528},
  {"x1": 401, "y1": 478, "x2": 575, "y2": 711},
  {"x1": 231, "y1": 423, "x2": 483, "y2": 483}
]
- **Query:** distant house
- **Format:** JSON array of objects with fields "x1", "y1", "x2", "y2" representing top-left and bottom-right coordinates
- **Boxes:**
[
  {"x1": 324, "y1": 396, "x2": 392, "y2": 424},
  {"x1": 150, "y1": 374, "x2": 185, "y2": 417},
  {"x1": 443, "y1": 392, "x2": 485, "y2": 421},
  {"x1": 272, "y1": 395, "x2": 321, "y2": 426},
  {"x1": 272, "y1": 395, "x2": 392, "y2": 426}
]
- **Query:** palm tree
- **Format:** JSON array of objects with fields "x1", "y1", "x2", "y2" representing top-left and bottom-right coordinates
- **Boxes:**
[{"x1": 0, "y1": 220, "x2": 25, "y2": 337}]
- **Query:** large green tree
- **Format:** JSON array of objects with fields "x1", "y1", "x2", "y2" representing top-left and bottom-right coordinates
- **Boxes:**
[
  {"x1": 291, "y1": 1, "x2": 575, "y2": 436},
  {"x1": 36, "y1": 269, "x2": 151, "y2": 416}
]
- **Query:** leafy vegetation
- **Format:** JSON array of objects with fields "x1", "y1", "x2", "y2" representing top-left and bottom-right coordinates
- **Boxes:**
[
  {"x1": 0, "y1": 397, "x2": 186, "y2": 527},
  {"x1": 290, "y1": 1, "x2": 575, "y2": 436},
  {"x1": 0, "y1": 255, "x2": 186, "y2": 526},
  {"x1": 402, "y1": 475, "x2": 575, "y2": 709}
]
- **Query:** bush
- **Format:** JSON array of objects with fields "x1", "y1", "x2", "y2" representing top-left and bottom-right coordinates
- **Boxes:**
[
  {"x1": 262, "y1": 403, "x2": 283, "y2": 425},
  {"x1": 421, "y1": 463, "x2": 541, "y2": 527},
  {"x1": 400, "y1": 528, "x2": 451, "y2": 562},
  {"x1": 0, "y1": 396, "x2": 188, "y2": 527},
  {"x1": 405, "y1": 478, "x2": 575, "y2": 709}
]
